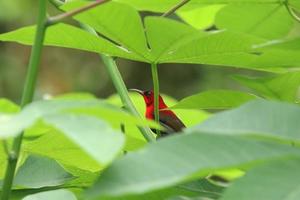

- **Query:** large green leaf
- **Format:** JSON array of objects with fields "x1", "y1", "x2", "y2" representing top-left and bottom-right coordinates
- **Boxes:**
[
  {"x1": 13, "y1": 155, "x2": 73, "y2": 189},
  {"x1": 61, "y1": 1, "x2": 150, "y2": 61},
  {"x1": 215, "y1": 4, "x2": 293, "y2": 39},
  {"x1": 115, "y1": 0, "x2": 284, "y2": 12},
  {"x1": 233, "y1": 72, "x2": 300, "y2": 102},
  {"x1": 86, "y1": 133, "x2": 299, "y2": 198},
  {"x1": 171, "y1": 90, "x2": 257, "y2": 110},
  {"x1": 145, "y1": 17, "x2": 208, "y2": 62},
  {"x1": 44, "y1": 114, "x2": 125, "y2": 165},
  {"x1": 0, "y1": 23, "x2": 141, "y2": 61},
  {"x1": 0, "y1": 99, "x2": 158, "y2": 138},
  {"x1": 22, "y1": 189, "x2": 77, "y2": 200},
  {"x1": 177, "y1": 5, "x2": 224, "y2": 30},
  {"x1": 289, "y1": 0, "x2": 300, "y2": 11},
  {"x1": 23, "y1": 130, "x2": 101, "y2": 172},
  {"x1": 221, "y1": 158, "x2": 300, "y2": 200},
  {"x1": 192, "y1": 100, "x2": 300, "y2": 142},
  {"x1": 100, "y1": 179, "x2": 224, "y2": 200},
  {"x1": 1, "y1": 1, "x2": 298, "y2": 70},
  {"x1": 0, "y1": 98, "x2": 19, "y2": 113}
]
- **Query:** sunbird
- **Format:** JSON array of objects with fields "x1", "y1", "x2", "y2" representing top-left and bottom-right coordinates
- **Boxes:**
[{"x1": 129, "y1": 89, "x2": 185, "y2": 137}]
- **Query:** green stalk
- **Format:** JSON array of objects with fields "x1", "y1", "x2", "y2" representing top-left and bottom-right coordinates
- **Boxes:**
[
  {"x1": 0, "y1": 1, "x2": 47, "y2": 199},
  {"x1": 101, "y1": 55, "x2": 156, "y2": 142},
  {"x1": 162, "y1": 0, "x2": 191, "y2": 17},
  {"x1": 151, "y1": 63, "x2": 161, "y2": 137},
  {"x1": 81, "y1": 24, "x2": 156, "y2": 142}
]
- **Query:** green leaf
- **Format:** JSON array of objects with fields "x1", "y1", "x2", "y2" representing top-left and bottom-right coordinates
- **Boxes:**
[
  {"x1": 0, "y1": 99, "x2": 158, "y2": 138},
  {"x1": 215, "y1": 4, "x2": 293, "y2": 39},
  {"x1": 86, "y1": 133, "x2": 299, "y2": 198},
  {"x1": 22, "y1": 189, "x2": 77, "y2": 200},
  {"x1": 100, "y1": 179, "x2": 224, "y2": 200},
  {"x1": 0, "y1": 23, "x2": 142, "y2": 61},
  {"x1": 23, "y1": 130, "x2": 101, "y2": 172},
  {"x1": 61, "y1": 1, "x2": 150, "y2": 61},
  {"x1": 192, "y1": 100, "x2": 300, "y2": 142},
  {"x1": 0, "y1": 98, "x2": 19, "y2": 113},
  {"x1": 233, "y1": 72, "x2": 300, "y2": 102},
  {"x1": 14, "y1": 155, "x2": 73, "y2": 189},
  {"x1": 44, "y1": 114, "x2": 125, "y2": 165},
  {"x1": 221, "y1": 158, "x2": 300, "y2": 200},
  {"x1": 289, "y1": 0, "x2": 300, "y2": 12},
  {"x1": 171, "y1": 90, "x2": 257, "y2": 110},
  {"x1": 177, "y1": 5, "x2": 224, "y2": 30},
  {"x1": 116, "y1": 0, "x2": 286, "y2": 12},
  {"x1": 145, "y1": 17, "x2": 207, "y2": 62}
]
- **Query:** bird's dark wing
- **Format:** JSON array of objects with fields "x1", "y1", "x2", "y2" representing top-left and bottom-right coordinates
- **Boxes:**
[
  {"x1": 159, "y1": 111, "x2": 185, "y2": 132},
  {"x1": 151, "y1": 111, "x2": 185, "y2": 137}
]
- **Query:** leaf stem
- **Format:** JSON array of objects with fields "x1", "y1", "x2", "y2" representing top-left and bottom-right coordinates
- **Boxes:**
[
  {"x1": 285, "y1": 0, "x2": 300, "y2": 23},
  {"x1": 151, "y1": 63, "x2": 161, "y2": 137},
  {"x1": 162, "y1": 0, "x2": 191, "y2": 17},
  {"x1": 47, "y1": 0, "x2": 111, "y2": 26},
  {"x1": 81, "y1": 24, "x2": 156, "y2": 142},
  {"x1": 0, "y1": 1, "x2": 47, "y2": 199}
]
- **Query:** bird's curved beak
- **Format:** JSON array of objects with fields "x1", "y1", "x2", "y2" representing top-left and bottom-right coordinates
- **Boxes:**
[{"x1": 128, "y1": 88, "x2": 144, "y2": 95}]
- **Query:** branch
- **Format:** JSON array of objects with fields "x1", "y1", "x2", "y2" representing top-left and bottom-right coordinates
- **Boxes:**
[
  {"x1": 47, "y1": 0, "x2": 111, "y2": 26},
  {"x1": 162, "y1": 0, "x2": 191, "y2": 17}
]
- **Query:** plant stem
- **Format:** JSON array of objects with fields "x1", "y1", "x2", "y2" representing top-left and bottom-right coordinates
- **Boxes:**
[
  {"x1": 101, "y1": 55, "x2": 156, "y2": 142},
  {"x1": 162, "y1": 0, "x2": 191, "y2": 17},
  {"x1": 285, "y1": 0, "x2": 300, "y2": 23},
  {"x1": 47, "y1": 0, "x2": 111, "y2": 25},
  {"x1": 81, "y1": 24, "x2": 156, "y2": 142},
  {"x1": 0, "y1": 1, "x2": 47, "y2": 199},
  {"x1": 151, "y1": 63, "x2": 161, "y2": 137}
]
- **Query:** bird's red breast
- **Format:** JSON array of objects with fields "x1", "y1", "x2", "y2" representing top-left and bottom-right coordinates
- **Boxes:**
[{"x1": 130, "y1": 89, "x2": 185, "y2": 136}]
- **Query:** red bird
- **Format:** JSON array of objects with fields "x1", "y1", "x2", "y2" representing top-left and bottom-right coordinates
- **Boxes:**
[{"x1": 129, "y1": 89, "x2": 185, "y2": 137}]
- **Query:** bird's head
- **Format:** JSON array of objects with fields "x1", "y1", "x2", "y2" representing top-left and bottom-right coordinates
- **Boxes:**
[{"x1": 129, "y1": 89, "x2": 166, "y2": 108}]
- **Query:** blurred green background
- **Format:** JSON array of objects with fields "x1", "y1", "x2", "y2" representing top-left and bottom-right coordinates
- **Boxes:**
[{"x1": 0, "y1": 1, "x2": 264, "y2": 103}]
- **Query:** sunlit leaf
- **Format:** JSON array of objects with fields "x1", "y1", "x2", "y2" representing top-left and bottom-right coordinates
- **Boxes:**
[
  {"x1": 215, "y1": 4, "x2": 293, "y2": 39},
  {"x1": 171, "y1": 90, "x2": 257, "y2": 110},
  {"x1": 233, "y1": 72, "x2": 300, "y2": 102},
  {"x1": 44, "y1": 114, "x2": 125, "y2": 165},
  {"x1": 0, "y1": 23, "x2": 142, "y2": 61},
  {"x1": 23, "y1": 130, "x2": 101, "y2": 173},
  {"x1": 115, "y1": 0, "x2": 287, "y2": 12},
  {"x1": 178, "y1": 5, "x2": 224, "y2": 30},
  {"x1": 0, "y1": 98, "x2": 19, "y2": 113},
  {"x1": 62, "y1": 1, "x2": 150, "y2": 61}
]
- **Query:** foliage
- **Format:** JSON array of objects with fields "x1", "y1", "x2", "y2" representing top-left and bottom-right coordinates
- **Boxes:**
[{"x1": 0, "y1": 0, "x2": 300, "y2": 200}]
